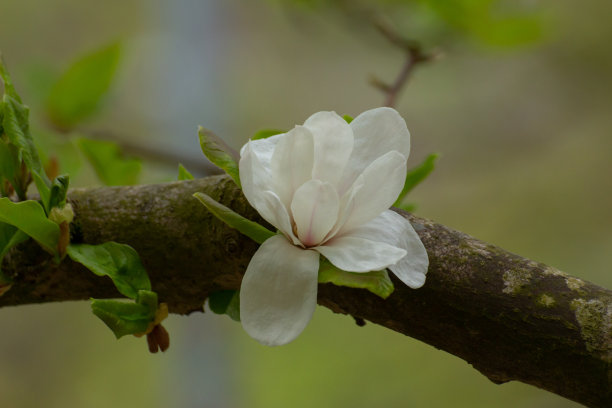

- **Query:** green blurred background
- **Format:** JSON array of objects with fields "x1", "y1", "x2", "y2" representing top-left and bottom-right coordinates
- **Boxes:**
[{"x1": 1, "y1": 0, "x2": 611, "y2": 406}]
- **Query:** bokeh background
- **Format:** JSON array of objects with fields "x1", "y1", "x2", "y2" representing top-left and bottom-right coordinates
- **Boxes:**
[{"x1": 1, "y1": 0, "x2": 611, "y2": 407}]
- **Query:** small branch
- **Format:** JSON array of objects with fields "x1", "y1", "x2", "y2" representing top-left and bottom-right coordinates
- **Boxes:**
[
  {"x1": 371, "y1": 17, "x2": 437, "y2": 108},
  {"x1": 1, "y1": 175, "x2": 610, "y2": 407}
]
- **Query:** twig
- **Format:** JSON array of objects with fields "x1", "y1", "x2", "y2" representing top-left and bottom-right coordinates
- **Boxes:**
[{"x1": 370, "y1": 17, "x2": 437, "y2": 108}]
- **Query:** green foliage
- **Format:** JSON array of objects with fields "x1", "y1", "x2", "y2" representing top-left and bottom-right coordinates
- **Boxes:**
[
  {"x1": 208, "y1": 290, "x2": 241, "y2": 321},
  {"x1": 318, "y1": 258, "x2": 395, "y2": 299},
  {"x1": 77, "y1": 138, "x2": 141, "y2": 186},
  {"x1": 0, "y1": 223, "x2": 28, "y2": 282},
  {"x1": 0, "y1": 198, "x2": 59, "y2": 255},
  {"x1": 0, "y1": 139, "x2": 19, "y2": 197},
  {"x1": 91, "y1": 290, "x2": 158, "y2": 339},
  {"x1": 46, "y1": 43, "x2": 121, "y2": 129},
  {"x1": 177, "y1": 163, "x2": 194, "y2": 180},
  {"x1": 278, "y1": 0, "x2": 541, "y2": 47},
  {"x1": 66, "y1": 242, "x2": 151, "y2": 299},
  {"x1": 194, "y1": 192, "x2": 275, "y2": 245},
  {"x1": 48, "y1": 174, "x2": 70, "y2": 211},
  {"x1": 342, "y1": 114, "x2": 353, "y2": 123},
  {"x1": 252, "y1": 129, "x2": 285, "y2": 140},
  {"x1": 198, "y1": 126, "x2": 241, "y2": 187},
  {"x1": 394, "y1": 153, "x2": 438, "y2": 208},
  {"x1": 418, "y1": 0, "x2": 542, "y2": 47},
  {"x1": 0, "y1": 68, "x2": 50, "y2": 200}
]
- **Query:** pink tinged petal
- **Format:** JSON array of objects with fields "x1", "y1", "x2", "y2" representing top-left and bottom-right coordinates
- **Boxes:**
[
  {"x1": 261, "y1": 191, "x2": 301, "y2": 246},
  {"x1": 342, "y1": 210, "x2": 429, "y2": 288},
  {"x1": 337, "y1": 150, "x2": 407, "y2": 234},
  {"x1": 290, "y1": 180, "x2": 340, "y2": 247},
  {"x1": 339, "y1": 107, "x2": 411, "y2": 193},
  {"x1": 270, "y1": 126, "x2": 315, "y2": 209},
  {"x1": 303, "y1": 111, "x2": 354, "y2": 187},
  {"x1": 240, "y1": 235, "x2": 320, "y2": 346},
  {"x1": 316, "y1": 236, "x2": 407, "y2": 273}
]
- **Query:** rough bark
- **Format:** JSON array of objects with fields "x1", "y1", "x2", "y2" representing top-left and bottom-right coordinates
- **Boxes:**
[{"x1": 1, "y1": 175, "x2": 610, "y2": 407}]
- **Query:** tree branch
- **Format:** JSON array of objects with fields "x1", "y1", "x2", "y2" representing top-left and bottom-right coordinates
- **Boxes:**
[
  {"x1": 370, "y1": 17, "x2": 436, "y2": 108},
  {"x1": 1, "y1": 175, "x2": 610, "y2": 407}
]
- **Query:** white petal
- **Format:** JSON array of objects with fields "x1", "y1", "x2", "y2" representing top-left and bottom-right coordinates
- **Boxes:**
[
  {"x1": 342, "y1": 210, "x2": 429, "y2": 288},
  {"x1": 270, "y1": 126, "x2": 314, "y2": 209},
  {"x1": 304, "y1": 111, "x2": 354, "y2": 187},
  {"x1": 262, "y1": 191, "x2": 301, "y2": 245},
  {"x1": 240, "y1": 235, "x2": 320, "y2": 346},
  {"x1": 240, "y1": 146, "x2": 299, "y2": 244},
  {"x1": 339, "y1": 107, "x2": 411, "y2": 194},
  {"x1": 290, "y1": 179, "x2": 339, "y2": 247},
  {"x1": 239, "y1": 133, "x2": 283, "y2": 166},
  {"x1": 337, "y1": 150, "x2": 407, "y2": 234},
  {"x1": 239, "y1": 142, "x2": 278, "y2": 225},
  {"x1": 315, "y1": 236, "x2": 406, "y2": 273}
]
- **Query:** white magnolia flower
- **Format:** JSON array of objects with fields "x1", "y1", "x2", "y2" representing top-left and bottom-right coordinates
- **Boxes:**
[{"x1": 238, "y1": 107, "x2": 429, "y2": 346}]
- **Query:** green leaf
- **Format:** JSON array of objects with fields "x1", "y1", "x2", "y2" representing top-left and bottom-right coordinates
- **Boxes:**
[
  {"x1": 77, "y1": 138, "x2": 141, "y2": 186},
  {"x1": 91, "y1": 298, "x2": 155, "y2": 339},
  {"x1": 342, "y1": 114, "x2": 353, "y2": 123},
  {"x1": 0, "y1": 222, "x2": 28, "y2": 281},
  {"x1": 396, "y1": 202, "x2": 416, "y2": 213},
  {"x1": 0, "y1": 198, "x2": 59, "y2": 254},
  {"x1": 198, "y1": 126, "x2": 240, "y2": 187},
  {"x1": 194, "y1": 192, "x2": 275, "y2": 244},
  {"x1": 48, "y1": 174, "x2": 70, "y2": 210},
  {"x1": 31, "y1": 170, "x2": 51, "y2": 212},
  {"x1": 318, "y1": 258, "x2": 395, "y2": 299},
  {"x1": 0, "y1": 223, "x2": 27, "y2": 259},
  {"x1": 393, "y1": 153, "x2": 438, "y2": 207},
  {"x1": 46, "y1": 43, "x2": 121, "y2": 129},
  {"x1": 251, "y1": 129, "x2": 285, "y2": 140},
  {"x1": 1, "y1": 60, "x2": 51, "y2": 200},
  {"x1": 0, "y1": 55, "x2": 22, "y2": 103},
  {"x1": 66, "y1": 242, "x2": 151, "y2": 299},
  {"x1": 177, "y1": 163, "x2": 194, "y2": 180},
  {"x1": 0, "y1": 138, "x2": 19, "y2": 197},
  {"x1": 208, "y1": 290, "x2": 240, "y2": 322},
  {"x1": 3, "y1": 96, "x2": 49, "y2": 188}
]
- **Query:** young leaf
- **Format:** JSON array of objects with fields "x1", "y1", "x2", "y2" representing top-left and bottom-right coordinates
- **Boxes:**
[
  {"x1": 66, "y1": 242, "x2": 151, "y2": 299},
  {"x1": 177, "y1": 163, "x2": 194, "y2": 180},
  {"x1": 194, "y1": 192, "x2": 275, "y2": 244},
  {"x1": 0, "y1": 55, "x2": 22, "y2": 103},
  {"x1": 0, "y1": 139, "x2": 19, "y2": 196},
  {"x1": 48, "y1": 174, "x2": 70, "y2": 210},
  {"x1": 251, "y1": 129, "x2": 285, "y2": 140},
  {"x1": 3, "y1": 96, "x2": 49, "y2": 187},
  {"x1": 393, "y1": 153, "x2": 438, "y2": 207},
  {"x1": 91, "y1": 298, "x2": 154, "y2": 339},
  {"x1": 198, "y1": 126, "x2": 240, "y2": 187},
  {"x1": 31, "y1": 170, "x2": 51, "y2": 212},
  {"x1": 342, "y1": 114, "x2": 353, "y2": 123},
  {"x1": 208, "y1": 290, "x2": 240, "y2": 322},
  {"x1": 46, "y1": 43, "x2": 121, "y2": 129},
  {"x1": 0, "y1": 223, "x2": 28, "y2": 260},
  {"x1": 0, "y1": 198, "x2": 59, "y2": 254},
  {"x1": 1, "y1": 59, "x2": 51, "y2": 200},
  {"x1": 77, "y1": 138, "x2": 141, "y2": 186},
  {"x1": 318, "y1": 258, "x2": 395, "y2": 299},
  {"x1": 0, "y1": 223, "x2": 28, "y2": 285}
]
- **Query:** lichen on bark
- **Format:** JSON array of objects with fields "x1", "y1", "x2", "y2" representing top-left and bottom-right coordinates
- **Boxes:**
[{"x1": 0, "y1": 175, "x2": 611, "y2": 407}]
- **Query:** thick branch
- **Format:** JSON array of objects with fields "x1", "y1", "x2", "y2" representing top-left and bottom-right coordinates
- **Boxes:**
[{"x1": 1, "y1": 175, "x2": 610, "y2": 407}]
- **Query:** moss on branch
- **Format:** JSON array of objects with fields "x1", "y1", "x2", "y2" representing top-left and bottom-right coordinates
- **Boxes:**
[{"x1": 1, "y1": 175, "x2": 610, "y2": 407}]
